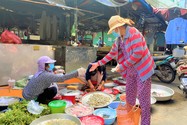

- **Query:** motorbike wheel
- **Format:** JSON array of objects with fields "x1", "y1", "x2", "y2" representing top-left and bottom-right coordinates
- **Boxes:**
[{"x1": 157, "y1": 64, "x2": 176, "y2": 83}]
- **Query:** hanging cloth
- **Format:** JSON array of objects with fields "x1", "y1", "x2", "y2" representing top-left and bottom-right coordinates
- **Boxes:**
[{"x1": 165, "y1": 17, "x2": 187, "y2": 44}]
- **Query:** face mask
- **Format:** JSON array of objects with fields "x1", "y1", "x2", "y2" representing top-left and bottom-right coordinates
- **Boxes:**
[
  {"x1": 112, "y1": 31, "x2": 120, "y2": 37},
  {"x1": 48, "y1": 63, "x2": 55, "y2": 71},
  {"x1": 112, "y1": 28, "x2": 121, "y2": 37}
]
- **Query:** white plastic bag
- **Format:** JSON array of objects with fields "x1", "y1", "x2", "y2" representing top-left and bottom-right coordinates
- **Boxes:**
[{"x1": 27, "y1": 100, "x2": 44, "y2": 115}]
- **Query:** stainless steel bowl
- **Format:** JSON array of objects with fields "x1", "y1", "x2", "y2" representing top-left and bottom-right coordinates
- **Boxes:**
[
  {"x1": 151, "y1": 84, "x2": 174, "y2": 101},
  {"x1": 30, "y1": 113, "x2": 81, "y2": 125}
]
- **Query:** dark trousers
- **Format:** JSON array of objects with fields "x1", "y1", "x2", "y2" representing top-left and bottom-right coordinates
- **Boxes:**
[{"x1": 36, "y1": 87, "x2": 57, "y2": 104}]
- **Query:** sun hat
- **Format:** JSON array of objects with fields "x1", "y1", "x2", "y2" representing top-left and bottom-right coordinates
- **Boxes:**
[
  {"x1": 37, "y1": 56, "x2": 56, "y2": 64},
  {"x1": 34, "y1": 56, "x2": 56, "y2": 78},
  {"x1": 107, "y1": 15, "x2": 135, "y2": 34}
]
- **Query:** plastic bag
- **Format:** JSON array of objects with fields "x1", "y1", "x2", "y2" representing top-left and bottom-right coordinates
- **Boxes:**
[
  {"x1": 1, "y1": 30, "x2": 22, "y2": 44},
  {"x1": 27, "y1": 100, "x2": 44, "y2": 115},
  {"x1": 117, "y1": 102, "x2": 141, "y2": 125}
]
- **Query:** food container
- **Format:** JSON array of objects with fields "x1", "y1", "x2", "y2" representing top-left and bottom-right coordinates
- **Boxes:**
[
  {"x1": 30, "y1": 113, "x2": 81, "y2": 125},
  {"x1": 104, "y1": 82, "x2": 117, "y2": 88},
  {"x1": 120, "y1": 94, "x2": 157, "y2": 105},
  {"x1": 119, "y1": 94, "x2": 126, "y2": 101},
  {"x1": 93, "y1": 108, "x2": 116, "y2": 125},
  {"x1": 61, "y1": 95, "x2": 76, "y2": 104},
  {"x1": 60, "y1": 88, "x2": 81, "y2": 104},
  {"x1": 112, "y1": 77, "x2": 126, "y2": 85},
  {"x1": 8, "y1": 79, "x2": 16, "y2": 88},
  {"x1": 115, "y1": 94, "x2": 121, "y2": 101},
  {"x1": 81, "y1": 92, "x2": 113, "y2": 108},
  {"x1": 65, "y1": 103, "x2": 94, "y2": 117},
  {"x1": 80, "y1": 115, "x2": 104, "y2": 125},
  {"x1": 136, "y1": 96, "x2": 157, "y2": 105},
  {"x1": 151, "y1": 84, "x2": 174, "y2": 101},
  {"x1": 113, "y1": 86, "x2": 126, "y2": 93},
  {"x1": 108, "y1": 101, "x2": 125, "y2": 110},
  {"x1": 48, "y1": 100, "x2": 66, "y2": 114},
  {"x1": 102, "y1": 88, "x2": 119, "y2": 95},
  {"x1": 0, "y1": 96, "x2": 22, "y2": 112}
]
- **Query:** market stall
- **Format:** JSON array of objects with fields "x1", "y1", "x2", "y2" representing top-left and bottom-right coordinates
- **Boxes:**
[
  {"x1": 0, "y1": 0, "x2": 179, "y2": 125},
  {"x1": 1, "y1": 75, "x2": 172, "y2": 125}
]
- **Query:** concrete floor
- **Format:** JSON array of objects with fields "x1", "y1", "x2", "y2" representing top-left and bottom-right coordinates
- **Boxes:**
[
  {"x1": 111, "y1": 75, "x2": 187, "y2": 125},
  {"x1": 151, "y1": 77, "x2": 187, "y2": 125}
]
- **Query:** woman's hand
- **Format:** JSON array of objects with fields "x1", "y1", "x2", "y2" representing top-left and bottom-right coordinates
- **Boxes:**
[
  {"x1": 89, "y1": 62, "x2": 99, "y2": 72},
  {"x1": 90, "y1": 84, "x2": 95, "y2": 91},
  {"x1": 115, "y1": 64, "x2": 122, "y2": 73},
  {"x1": 96, "y1": 85, "x2": 103, "y2": 91},
  {"x1": 90, "y1": 84, "x2": 95, "y2": 90},
  {"x1": 88, "y1": 80, "x2": 95, "y2": 91},
  {"x1": 77, "y1": 67, "x2": 86, "y2": 77}
]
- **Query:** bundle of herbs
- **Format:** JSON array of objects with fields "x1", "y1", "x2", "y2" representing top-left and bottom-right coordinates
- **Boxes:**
[{"x1": 0, "y1": 100, "x2": 50, "y2": 125}]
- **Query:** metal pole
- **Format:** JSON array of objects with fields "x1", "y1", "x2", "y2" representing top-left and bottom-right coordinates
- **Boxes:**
[
  {"x1": 102, "y1": 29, "x2": 104, "y2": 46},
  {"x1": 74, "y1": 0, "x2": 78, "y2": 43}
]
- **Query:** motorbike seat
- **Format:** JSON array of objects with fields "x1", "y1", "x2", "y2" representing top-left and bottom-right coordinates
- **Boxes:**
[{"x1": 153, "y1": 55, "x2": 170, "y2": 61}]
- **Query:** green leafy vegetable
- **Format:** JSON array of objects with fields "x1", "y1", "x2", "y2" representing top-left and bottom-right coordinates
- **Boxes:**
[
  {"x1": 0, "y1": 100, "x2": 50, "y2": 125},
  {"x1": 15, "y1": 77, "x2": 28, "y2": 88}
]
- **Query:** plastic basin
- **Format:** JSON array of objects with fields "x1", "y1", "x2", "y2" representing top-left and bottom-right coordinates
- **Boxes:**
[
  {"x1": 48, "y1": 100, "x2": 66, "y2": 114},
  {"x1": 80, "y1": 115, "x2": 104, "y2": 125},
  {"x1": 93, "y1": 108, "x2": 116, "y2": 125},
  {"x1": 108, "y1": 101, "x2": 125, "y2": 110}
]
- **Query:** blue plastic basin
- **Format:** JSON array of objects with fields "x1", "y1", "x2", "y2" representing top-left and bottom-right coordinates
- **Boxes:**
[
  {"x1": 108, "y1": 101, "x2": 125, "y2": 110},
  {"x1": 93, "y1": 108, "x2": 116, "y2": 125}
]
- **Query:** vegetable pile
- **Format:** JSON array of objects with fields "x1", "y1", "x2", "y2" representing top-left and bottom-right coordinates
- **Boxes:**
[{"x1": 0, "y1": 100, "x2": 50, "y2": 125}]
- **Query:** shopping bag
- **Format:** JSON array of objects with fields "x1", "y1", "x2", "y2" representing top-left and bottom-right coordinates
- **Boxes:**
[
  {"x1": 117, "y1": 102, "x2": 141, "y2": 125},
  {"x1": 1, "y1": 30, "x2": 22, "y2": 44}
]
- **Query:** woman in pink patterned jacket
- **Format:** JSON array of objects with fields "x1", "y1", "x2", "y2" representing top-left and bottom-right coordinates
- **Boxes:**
[{"x1": 89, "y1": 15, "x2": 156, "y2": 125}]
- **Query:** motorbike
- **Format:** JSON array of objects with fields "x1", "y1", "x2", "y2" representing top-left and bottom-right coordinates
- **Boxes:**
[
  {"x1": 153, "y1": 55, "x2": 176, "y2": 83},
  {"x1": 178, "y1": 73, "x2": 187, "y2": 97},
  {"x1": 176, "y1": 57, "x2": 187, "y2": 97}
]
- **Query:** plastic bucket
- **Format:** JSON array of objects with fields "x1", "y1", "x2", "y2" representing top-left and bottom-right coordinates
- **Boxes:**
[
  {"x1": 61, "y1": 95, "x2": 76, "y2": 104},
  {"x1": 48, "y1": 100, "x2": 67, "y2": 114}
]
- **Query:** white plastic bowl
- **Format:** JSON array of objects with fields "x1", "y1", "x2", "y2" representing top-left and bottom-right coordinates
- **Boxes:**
[
  {"x1": 104, "y1": 82, "x2": 117, "y2": 88},
  {"x1": 136, "y1": 97, "x2": 157, "y2": 105}
]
